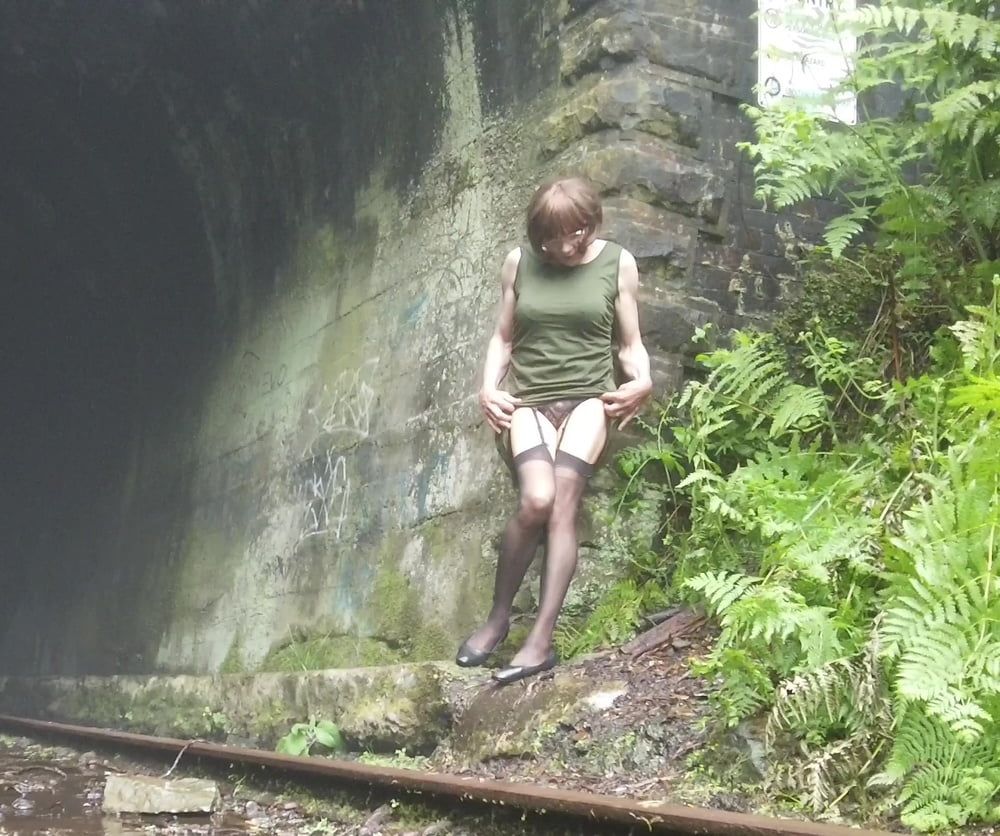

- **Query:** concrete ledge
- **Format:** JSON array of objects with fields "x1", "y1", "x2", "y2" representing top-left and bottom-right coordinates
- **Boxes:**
[{"x1": 0, "y1": 663, "x2": 478, "y2": 754}]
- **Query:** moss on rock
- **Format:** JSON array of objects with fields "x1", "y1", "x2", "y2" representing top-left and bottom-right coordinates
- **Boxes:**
[
  {"x1": 260, "y1": 632, "x2": 403, "y2": 671},
  {"x1": 372, "y1": 567, "x2": 421, "y2": 648},
  {"x1": 220, "y1": 635, "x2": 247, "y2": 674},
  {"x1": 451, "y1": 672, "x2": 593, "y2": 761}
]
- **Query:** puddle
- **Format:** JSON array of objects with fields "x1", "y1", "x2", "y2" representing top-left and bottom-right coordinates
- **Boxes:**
[{"x1": 0, "y1": 741, "x2": 260, "y2": 835}]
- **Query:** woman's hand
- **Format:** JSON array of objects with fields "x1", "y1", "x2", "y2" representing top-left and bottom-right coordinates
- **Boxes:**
[
  {"x1": 601, "y1": 378, "x2": 652, "y2": 429},
  {"x1": 480, "y1": 387, "x2": 521, "y2": 433}
]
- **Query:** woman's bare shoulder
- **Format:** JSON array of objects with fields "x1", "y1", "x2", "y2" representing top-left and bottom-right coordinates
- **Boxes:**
[
  {"x1": 500, "y1": 247, "x2": 523, "y2": 288},
  {"x1": 616, "y1": 245, "x2": 637, "y2": 269}
]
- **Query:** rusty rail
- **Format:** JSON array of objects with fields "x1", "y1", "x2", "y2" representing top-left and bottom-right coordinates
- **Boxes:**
[{"x1": 0, "y1": 714, "x2": 888, "y2": 836}]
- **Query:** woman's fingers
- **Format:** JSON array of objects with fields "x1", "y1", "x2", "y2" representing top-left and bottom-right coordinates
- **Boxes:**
[
  {"x1": 494, "y1": 393, "x2": 521, "y2": 412},
  {"x1": 491, "y1": 403, "x2": 512, "y2": 422},
  {"x1": 618, "y1": 409, "x2": 638, "y2": 429},
  {"x1": 602, "y1": 390, "x2": 647, "y2": 425},
  {"x1": 602, "y1": 396, "x2": 629, "y2": 417},
  {"x1": 485, "y1": 403, "x2": 513, "y2": 431}
]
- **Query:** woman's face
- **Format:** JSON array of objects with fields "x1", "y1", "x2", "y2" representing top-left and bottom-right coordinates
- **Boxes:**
[{"x1": 540, "y1": 227, "x2": 595, "y2": 266}]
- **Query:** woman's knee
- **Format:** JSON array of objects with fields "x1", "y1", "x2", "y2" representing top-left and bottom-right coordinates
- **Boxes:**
[
  {"x1": 518, "y1": 488, "x2": 555, "y2": 523},
  {"x1": 548, "y1": 500, "x2": 580, "y2": 529},
  {"x1": 549, "y1": 479, "x2": 588, "y2": 526}
]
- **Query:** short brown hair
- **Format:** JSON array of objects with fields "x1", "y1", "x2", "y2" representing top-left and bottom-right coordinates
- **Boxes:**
[{"x1": 526, "y1": 177, "x2": 603, "y2": 255}]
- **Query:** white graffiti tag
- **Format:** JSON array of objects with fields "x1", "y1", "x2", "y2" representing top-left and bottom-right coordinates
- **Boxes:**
[
  {"x1": 305, "y1": 360, "x2": 378, "y2": 454},
  {"x1": 298, "y1": 452, "x2": 351, "y2": 544}
]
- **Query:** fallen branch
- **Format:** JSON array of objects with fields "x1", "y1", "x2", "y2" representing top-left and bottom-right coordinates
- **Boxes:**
[
  {"x1": 161, "y1": 739, "x2": 204, "y2": 778},
  {"x1": 621, "y1": 608, "x2": 707, "y2": 659},
  {"x1": 642, "y1": 606, "x2": 683, "y2": 627}
]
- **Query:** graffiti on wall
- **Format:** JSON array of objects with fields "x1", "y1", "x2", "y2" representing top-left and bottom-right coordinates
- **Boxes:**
[
  {"x1": 294, "y1": 359, "x2": 380, "y2": 547},
  {"x1": 304, "y1": 359, "x2": 379, "y2": 453},
  {"x1": 297, "y1": 450, "x2": 352, "y2": 544}
]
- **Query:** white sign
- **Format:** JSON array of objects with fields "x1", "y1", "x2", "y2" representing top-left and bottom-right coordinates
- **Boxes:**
[{"x1": 758, "y1": 0, "x2": 858, "y2": 124}]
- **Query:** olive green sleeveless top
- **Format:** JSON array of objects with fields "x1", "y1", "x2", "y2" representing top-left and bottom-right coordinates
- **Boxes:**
[{"x1": 508, "y1": 242, "x2": 621, "y2": 406}]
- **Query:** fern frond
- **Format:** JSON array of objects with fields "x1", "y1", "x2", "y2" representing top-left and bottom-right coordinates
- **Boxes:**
[
  {"x1": 872, "y1": 707, "x2": 1000, "y2": 831},
  {"x1": 823, "y1": 206, "x2": 871, "y2": 258},
  {"x1": 851, "y1": 5, "x2": 1000, "y2": 59},
  {"x1": 685, "y1": 570, "x2": 759, "y2": 616},
  {"x1": 928, "y1": 79, "x2": 1000, "y2": 142},
  {"x1": 694, "y1": 647, "x2": 775, "y2": 727},
  {"x1": 769, "y1": 384, "x2": 827, "y2": 437},
  {"x1": 949, "y1": 375, "x2": 1000, "y2": 415}
]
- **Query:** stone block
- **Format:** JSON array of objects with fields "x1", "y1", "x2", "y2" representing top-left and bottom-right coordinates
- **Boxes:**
[
  {"x1": 451, "y1": 671, "x2": 628, "y2": 760},
  {"x1": 639, "y1": 293, "x2": 724, "y2": 355},
  {"x1": 541, "y1": 65, "x2": 709, "y2": 156},
  {"x1": 103, "y1": 775, "x2": 220, "y2": 815},
  {"x1": 555, "y1": 132, "x2": 725, "y2": 223},
  {"x1": 561, "y1": 4, "x2": 752, "y2": 94},
  {"x1": 602, "y1": 196, "x2": 696, "y2": 264}
]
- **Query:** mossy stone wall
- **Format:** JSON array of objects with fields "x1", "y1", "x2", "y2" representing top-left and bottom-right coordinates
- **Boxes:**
[{"x1": 1, "y1": 0, "x2": 812, "y2": 675}]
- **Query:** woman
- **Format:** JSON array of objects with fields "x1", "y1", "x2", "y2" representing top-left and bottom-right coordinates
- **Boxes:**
[{"x1": 457, "y1": 176, "x2": 653, "y2": 684}]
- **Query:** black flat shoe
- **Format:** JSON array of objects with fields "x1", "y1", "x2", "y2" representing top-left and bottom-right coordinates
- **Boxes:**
[
  {"x1": 455, "y1": 627, "x2": 509, "y2": 667},
  {"x1": 492, "y1": 651, "x2": 558, "y2": 685}
]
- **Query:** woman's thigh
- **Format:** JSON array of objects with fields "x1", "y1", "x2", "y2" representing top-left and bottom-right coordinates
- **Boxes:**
[
  {"x1": 509, "y1": 406, "x2": 559, "y2": 458},
  {"x1": 556, "y1": 398, "x2": 608, "y2": 464}
]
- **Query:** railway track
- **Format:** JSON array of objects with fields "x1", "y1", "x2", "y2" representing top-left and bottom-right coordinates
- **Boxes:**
[{"x1": 0, "y1": 714, "x2": 888, "y2": 836}]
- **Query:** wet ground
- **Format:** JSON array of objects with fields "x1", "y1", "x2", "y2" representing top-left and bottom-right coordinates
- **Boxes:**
[
  {"x1": 0, "y1": 616, "x2": 786, "y2": 835},
  {"x1": 0, "y1": 733, "x2": 647, "y2": 835},
  {"x1": 0, "y1": 733, "x2": 324, "y2": 835}
]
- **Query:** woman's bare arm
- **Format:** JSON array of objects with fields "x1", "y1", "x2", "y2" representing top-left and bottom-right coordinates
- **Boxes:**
[
  {"x1": 479, "y1": 248, "x2": 523, "y2": 432},
  {"x1": 601, "y1": 248, "x2": 652, "y2": 428}
]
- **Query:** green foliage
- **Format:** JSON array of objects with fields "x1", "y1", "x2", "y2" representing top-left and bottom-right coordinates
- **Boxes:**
[
  {"x1": 871, "y1": 708, "x2": 1000, "y2": 830},
  {"x1": 261, "y1": 630, "x2": 401, "y2": 671},
  {"x1": 555, "y1": 576, "x2": 669, "y2": 659},
  {"x1": 276, "y1": 718, "x2": 346, "y2": 758},
  {"x1": 598, "y1": 4, "x2": 1000, "y2": 827},
  {"x1": 609, "y1": 3, "x2": 1000, "y2": 828},
  {"x1": 881, "y1": 447, "x2": 1000, "y2": 743},
  {"x1": 765, "y1": 640, "x2": 891, "y2": 814},
  {"x1": 618, "y1": 282, "x2": 1000, "y2": 829},
  {"x1": 742, "y1": 0, "x2": 1000, "y2": 378},
  {"x1": 554, "y1": 483, "x2": 672, "y2": 658}
]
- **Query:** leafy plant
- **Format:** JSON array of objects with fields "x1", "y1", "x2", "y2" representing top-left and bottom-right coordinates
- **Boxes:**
[
  {"x1": 555, "y1": 576, "x2": 669, "y2": 659},
  {"x1": 742, "y1": 0, "x2": 1000, "y2": 378},
  {"x1": 554, "y1": 483, "x2": 672, "y2": 658},
  {"x1": 599, "y1": 4, "x2": 1000, "y2": 827},
  {"x1": 615, "y1": 282, "x2": 1000, "y2": 828},
  {"x1": 276, "y1": 718, "x2": 346, "y2": 757}
]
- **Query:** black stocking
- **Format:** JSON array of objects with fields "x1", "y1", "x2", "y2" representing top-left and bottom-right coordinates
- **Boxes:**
[
  {"x1": 463, "y1": 447, "x2": 554, "y2": 653},
  {"x1": 510, "y1": 451, "x2": 593, "y2": 667}
]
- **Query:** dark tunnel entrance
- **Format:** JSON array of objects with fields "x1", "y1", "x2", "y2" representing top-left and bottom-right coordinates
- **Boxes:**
[
  {"x1": 1, "y1": 5, "x2": 216, "y2": 655},
  {"x1": 0, "y1": 0, "x2": 764, "y2": 677},
  {"x1": 0, "y1": 0, "x2": 462, "y2": 672}
]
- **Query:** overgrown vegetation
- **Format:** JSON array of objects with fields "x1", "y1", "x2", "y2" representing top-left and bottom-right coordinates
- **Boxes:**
[
  {"x1": 261, "y1": 630, "x2": 403, "y2": 671},
  {"x1": 276, "y1": 718, "x2": 346, "y2": 757},
  {"x1": 600, "y1": 2, "x2": 1000, "y2": 830}
]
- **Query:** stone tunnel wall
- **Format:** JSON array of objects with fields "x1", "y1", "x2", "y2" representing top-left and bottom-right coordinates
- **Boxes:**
[{"x1": 1, "y1": 0, "x2": 814, "y2": 675}]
